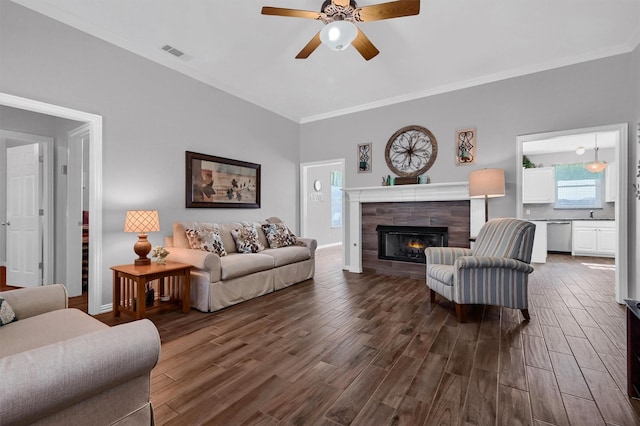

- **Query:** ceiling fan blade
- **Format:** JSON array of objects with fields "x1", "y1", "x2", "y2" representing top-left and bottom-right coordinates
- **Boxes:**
[
  {"x1": 351, "y1": 28, "x2": 380, "y2": 61},
  {"x1": 357, "y1": 0, "x2": 420, "y2": 22},
  {"x1": 261, "y1": 6, "x2": 321, "y2": 19},
  {"x1": 295, "y1": 32, "x2": 322, "y2": 59}
]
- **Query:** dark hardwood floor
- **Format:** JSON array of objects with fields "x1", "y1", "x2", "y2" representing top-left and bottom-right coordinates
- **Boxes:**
[{"x1": 83, "y1": 248, "x2": 639, "y2": 424}]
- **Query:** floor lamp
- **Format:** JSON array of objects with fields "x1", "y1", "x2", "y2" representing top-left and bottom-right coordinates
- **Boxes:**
[{"x1": 469, "y1": 168, "x2": 505, "y2": 223}]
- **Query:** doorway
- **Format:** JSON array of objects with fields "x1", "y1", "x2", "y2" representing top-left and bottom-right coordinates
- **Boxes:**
[
  {"x1": 300, "y1": 159, "x2": 345, "y2": 248},
  {"x1": 0, "y1": 92, "x2": 104, "y2": 315},
  {"x1": 516, "y1": 123, "x2": 628, "y2": 303}
]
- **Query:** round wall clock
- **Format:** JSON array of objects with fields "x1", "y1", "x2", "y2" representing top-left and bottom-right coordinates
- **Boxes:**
[{"x1": 385, "y1": 125, "x2": 438, "y2": 177}]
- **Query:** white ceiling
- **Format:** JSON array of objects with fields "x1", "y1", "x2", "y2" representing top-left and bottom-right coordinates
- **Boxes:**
[{"x1": 12, "y1": 0, "x2": 640, "y2": 123}]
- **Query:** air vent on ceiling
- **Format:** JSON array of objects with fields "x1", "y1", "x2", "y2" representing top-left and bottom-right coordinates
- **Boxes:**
[{"x1": 162, "y1": 44, "x2": 185, "y2": 58}]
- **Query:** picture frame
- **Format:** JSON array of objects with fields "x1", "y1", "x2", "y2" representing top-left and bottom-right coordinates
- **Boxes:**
[
  {"x1": 455, "y1": 128, "x2": 477, "y2": 165},
  {"x1": 357, "y1": 142, "x2": 372, "y2": 173},
  {"x1": 186, "y1": 151, "x2": 261, "y2": 208}
]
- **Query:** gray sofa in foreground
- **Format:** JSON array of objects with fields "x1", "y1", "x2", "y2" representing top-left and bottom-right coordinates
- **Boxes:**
[{"x1": 0, "y1": 284, "x2": 161, "y2": 425}]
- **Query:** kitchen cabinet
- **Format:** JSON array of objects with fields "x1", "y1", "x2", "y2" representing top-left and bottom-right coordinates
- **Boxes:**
[
  {"x1": 523, "y1": 167, "x2": 555, "y2": 204},
  {"x1": 572, "y1": 220, "x2": 615, "y2": 257},
  {"x1": 605, "y1": 162, "x2": 617, "y2": 202},
  {"x1": 530, "y1": 221, "x2": 547, "y2": 263}
]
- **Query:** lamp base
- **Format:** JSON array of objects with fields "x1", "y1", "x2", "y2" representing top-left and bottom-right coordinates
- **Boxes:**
[{"x1": 133, "y1": 233, "x2": 152, "y2": 266}]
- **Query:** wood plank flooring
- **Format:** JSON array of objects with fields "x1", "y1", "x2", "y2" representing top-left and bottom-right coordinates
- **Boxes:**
[{"x1": 91, "y1": 247, "x2": 639, "y2": 425}]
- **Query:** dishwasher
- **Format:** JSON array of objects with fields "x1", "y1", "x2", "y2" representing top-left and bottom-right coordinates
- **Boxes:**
[{"x1": 547, "y1": 221, "x2": 572, "y2": 253}]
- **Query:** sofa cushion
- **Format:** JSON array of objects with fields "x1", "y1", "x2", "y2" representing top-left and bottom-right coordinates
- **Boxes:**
[
  {"x1": 219, "y1": 253, "x2": 274, "y2": 280},
  {"x1": 0, "y1": 308, "x2": 108, "y2": 358},
  {"x1": 230, "y1": 225, "x2": 266, "y2": 253},
  {"x1": 262, "y1": 246, "x2": 311, "y2": 267},
  {"x1": 185, "y1": 224, "x2": 227, "y2": 256},
  {"x1": 0, "y1": 296, "x2": 17, "y2": 326}
]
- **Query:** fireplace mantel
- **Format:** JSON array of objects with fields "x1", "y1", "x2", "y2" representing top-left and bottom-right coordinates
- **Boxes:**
[{"x1": 342, "y1": 182, "x2": 484, "y2": 273}]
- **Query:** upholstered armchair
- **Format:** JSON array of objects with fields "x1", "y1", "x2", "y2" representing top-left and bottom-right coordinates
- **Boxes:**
[{"x1": 425, "y1": 218, "x2": 536, "y2": 322}]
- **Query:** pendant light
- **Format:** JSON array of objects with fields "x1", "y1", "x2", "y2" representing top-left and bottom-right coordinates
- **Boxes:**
[{"x1": 584, "y1": 135, "x2": 608, "y2": 173}]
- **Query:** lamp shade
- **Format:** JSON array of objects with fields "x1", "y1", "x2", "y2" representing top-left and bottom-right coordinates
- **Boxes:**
[
  {"x1": 469, "y1": 169, "x2": 505, "y2": 198},
  {"x1": 320, "y1": 21, "x2": 358, "y2": 51},
  {"x1": 124, "y1": 210, "x2": 160, "y2": 233}
]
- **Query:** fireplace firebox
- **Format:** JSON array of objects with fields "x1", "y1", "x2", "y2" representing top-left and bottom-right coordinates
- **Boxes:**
[{"x1": 376, "y1": 225, "x2": 448, "y2": 263}]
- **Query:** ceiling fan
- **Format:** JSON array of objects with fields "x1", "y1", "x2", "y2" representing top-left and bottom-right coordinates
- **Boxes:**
[{"x1": 261, "y1": 0, "x2": 420, "y2": 61}]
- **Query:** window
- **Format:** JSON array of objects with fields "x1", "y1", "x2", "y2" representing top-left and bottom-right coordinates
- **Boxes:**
[
  {"x1": 555, "y1": 163, "x2": 604, "y2": 209},
  {"x1": 330, "y1": 171, "x2": 342, "y2": 228}
]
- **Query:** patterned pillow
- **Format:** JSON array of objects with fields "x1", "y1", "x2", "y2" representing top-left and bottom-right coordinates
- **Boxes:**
[
  {"x1": 230, "y1": 225, "x2": 265, "y2": 253},
  {"x1": 261, "y1": 223, "x2": 304, "y2": 248},
  {"x1": 185, "y1": 225, "x2": 227, "y2": 256},
  {"x1": 0, "y1": 296, "x2": 18, "y2": 327}
]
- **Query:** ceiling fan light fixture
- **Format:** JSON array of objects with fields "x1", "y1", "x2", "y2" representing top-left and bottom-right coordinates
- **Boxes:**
[{"x1": 320, "y1": 21, "x2": 357, "y2": 51}]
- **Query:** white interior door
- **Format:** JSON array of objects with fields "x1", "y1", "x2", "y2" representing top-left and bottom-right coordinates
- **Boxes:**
[
  {"x1": 66, "y1": 124, "x2": 89, "y2": 297},
  {"x1": 6, "y1": 143, "x2": 42, "y2": 286}
]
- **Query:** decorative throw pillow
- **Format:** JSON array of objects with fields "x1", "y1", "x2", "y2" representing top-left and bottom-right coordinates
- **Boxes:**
[
  {"x1": 185, "y1": 225, "x2": 227, "y2": 256},
  {"x1": 261, "y1": 223, "x2": 304, "y2": 248},
  {"x1": 230, "y1": 225, "x2": 265, "y2": 253},
  {"x1": 0, "y1": 296, "x2": 17, "y2": 327}
]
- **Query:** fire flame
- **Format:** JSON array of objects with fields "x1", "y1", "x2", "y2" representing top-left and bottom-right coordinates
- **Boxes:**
[{"x1": 406, "y1": 240, "x2": 425, "y2": 249}]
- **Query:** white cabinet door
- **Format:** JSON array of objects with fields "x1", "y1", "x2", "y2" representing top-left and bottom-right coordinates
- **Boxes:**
[
  {"x1": 523, "y1": 167, "x2": 555, "y2": 204},
  {"x1": 572, "y1": 221, "x2": 615, "y2": 257},
  {"x1": 597, "y1": 227, "x2": 616, "y2": 256},
  {"x1": 605, "y1": 162, "x2": 617, "y2": 202},
  {"x1": 572, "y1": 224, "x2": 598, "y2": 255},
  {"x1": 530, "y1": 221, "x2": 547, "y2": 263}
]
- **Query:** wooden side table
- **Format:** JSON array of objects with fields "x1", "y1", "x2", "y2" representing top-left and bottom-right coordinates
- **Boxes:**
[{"x1": 111, "y1": 261, "x2": 191, "y2": 319}]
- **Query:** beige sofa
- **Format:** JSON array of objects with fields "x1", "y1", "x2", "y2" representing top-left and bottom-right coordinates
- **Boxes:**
[
  {"x1": 0, "y1": 284, "x2": 161, "y2": 425},
  {"x1": 164, "y1": 219, "x2": 317, "y2": 312}
]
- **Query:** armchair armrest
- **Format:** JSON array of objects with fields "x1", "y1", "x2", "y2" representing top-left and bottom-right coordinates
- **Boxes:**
[
  {"x1": 455, "y1": 256, "x2": 534, "y2": 274},
  {"x1": 0, "y1": 319, "x2": 160, "y2": 425},
  {"x1": 166, "y1": 247, "x2": 222, "y2": 282},
  {"x1": 0, "y1": 284, "x2": 68, "y2": 319},
  {"x1": 425, "y1": 247, "x2": 473, "y2": 266}
]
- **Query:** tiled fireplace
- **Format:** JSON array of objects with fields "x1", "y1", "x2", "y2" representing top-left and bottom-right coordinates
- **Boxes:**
[{"x1": 342, "y1": 182, "x2": 485, "y2": 280}]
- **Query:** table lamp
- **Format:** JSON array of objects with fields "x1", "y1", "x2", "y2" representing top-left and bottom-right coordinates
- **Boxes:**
[
  {"x1": 469, "y1": 168, "x2": 505, "y2": 223},
  {"x1": 124, "y1": 210, "x2": 160, "y2": 265}
]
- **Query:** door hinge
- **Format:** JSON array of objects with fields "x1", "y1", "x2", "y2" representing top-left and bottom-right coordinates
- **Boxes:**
[
  {"x1": 39, "y1": 209, "x2": 44, "y2": 216},
  {"x1": 39, "y1": 262, "x2": 43, "y2": 270},
  {"x1": 62, "y1": 165, "x2": 68, "y2": 175},
  {"x1": 39, "y1": 155, "x2": 44, "y2": 163}
]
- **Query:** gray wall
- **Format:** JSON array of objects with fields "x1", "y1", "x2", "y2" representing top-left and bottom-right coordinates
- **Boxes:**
[
  {"x1": 300, "y1": 53, "x2": 636, "y2": 296},
  {"x1": 0, "y1": 2, "x2": 300, "y2": 306}
]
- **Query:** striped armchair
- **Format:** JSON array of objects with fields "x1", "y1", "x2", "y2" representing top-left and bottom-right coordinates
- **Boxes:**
[{"x1": 425, "y1": 218, "x2": 536, "y2": 322}]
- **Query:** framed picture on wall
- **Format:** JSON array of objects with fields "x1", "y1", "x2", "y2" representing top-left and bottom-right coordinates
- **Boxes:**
[
  {"x1": 455, "y1": 128, "x2": 477, "y2": 165},
  {"x1": 186, "y1": 151, "x2": 261, "y2": 208},
  {"x1": 357, "y1": 142, "x2": 372, "y2": 173}
]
